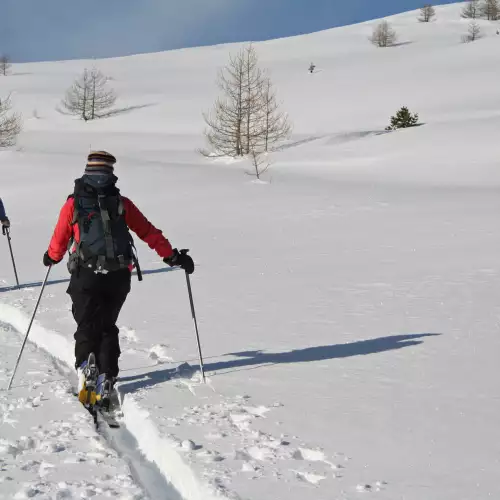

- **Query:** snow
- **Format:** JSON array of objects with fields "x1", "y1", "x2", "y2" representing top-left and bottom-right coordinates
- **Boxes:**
[
  {"x1": 0, "y1": 322, "x2": 147, "y2": 499},
  {"x1": 2, "y1": 2, "x2": 500, "y2": 499}
]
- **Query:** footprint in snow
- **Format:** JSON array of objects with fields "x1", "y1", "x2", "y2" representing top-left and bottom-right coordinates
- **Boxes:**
[
  {"x1": 294, "y1": 470, "x2": 326, "y2": 485},
  {"x1": 19, "y1": 459, "x2": 41, "y2": 472},
  {"x1": 356, "y1": 481, "x2": 387, "y2": 493},
  {"x1": 242, "y1": 405, "x2": 271, "y2": 418},
  {"x1": 119, "y1": 326, "x2": 139, "y2": 343},
  {"x1": 229, "y1": 412, "x2": 254, "y2": 431},
  {"x1": 181, "y1": 439, "x2": 202, "y2": 451},
  {"x1": 148, "y1": 344, "x2": 174, "y2": 364},
  {"x1": 15, "y1": 483, "x2": 45, "y2": 498},
  {"x1": 197, "y1": 449, "x2": 224, "y2": 463},
  {"x1": 205, "y1": 431, "x2": 226, "y2": 440},
  {"x1": 292, "y1": 447, "x2": 341, "y2": 469}
]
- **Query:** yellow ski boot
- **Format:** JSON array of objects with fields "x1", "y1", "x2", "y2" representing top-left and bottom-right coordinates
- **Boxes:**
[{"x1": 77, "y1": 353, "x2": 99, "y2": 406}]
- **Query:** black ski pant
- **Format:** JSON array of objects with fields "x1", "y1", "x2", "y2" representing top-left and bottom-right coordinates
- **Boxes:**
[{"x1": 67, "y1": 267, "x2": 131, "y2": 378}]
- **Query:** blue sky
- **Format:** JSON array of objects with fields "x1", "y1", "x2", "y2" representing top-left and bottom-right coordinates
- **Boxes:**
[{"x1": 3, "y1": 0, "x2": 458, "y2": 62}]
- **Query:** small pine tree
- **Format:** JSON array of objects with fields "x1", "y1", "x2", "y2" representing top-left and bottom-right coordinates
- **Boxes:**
[
  {"x1": 386, "y1": 107, "x2": 419, "y2": 131},
  {"x1": 419, "y1": 4, "x2": 436, "y2": 22}
]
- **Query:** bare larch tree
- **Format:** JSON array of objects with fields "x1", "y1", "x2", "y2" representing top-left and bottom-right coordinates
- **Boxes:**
[
  {"x1": 257, "y1": 77, "x2": 291, "y2": 153},
  {"x1": 461, "y1": 0, "x2": 481, "y2": 18},
  {"x1": 247, "y1": 150, "x2": 271, "y2": 180},
  {"x1": 482, "y1": 0, "x2": 499, "y2": 20},
  {"x1": 463, "y1": 20, "x2": 482, "y2": 41},
  {"x1": 202, "y1": 45, "x2": 291, "y2": 158},
  {"x1": 242, "y1": 45, "x2": 264, "y2": 155},
  {"x1": 418, "y1": 4, "x2": 436, "y2": 22},
  {"x1": 0, "y1": 55, "x2": 12, "y2": 76},
  {"x1": 61, "y1": 68, "x2": 117, "y2": 121},
  {"x1": 0, "y1": 95, "x2": 22, "y2": 147},
  {"x1": 202, "y1": 50, "x2": 246, "y2": 157},
  {"x1": 370, "y1": 21, "x2": 397, "y2": 47}
]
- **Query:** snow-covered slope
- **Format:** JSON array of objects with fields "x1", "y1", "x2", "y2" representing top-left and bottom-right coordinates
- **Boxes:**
[{"x1": 1, "y1": 3, "x2": 500, "y2": 499}]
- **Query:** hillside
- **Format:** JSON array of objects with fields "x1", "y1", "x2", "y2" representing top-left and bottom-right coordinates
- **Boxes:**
[{"x1": 1, "y1": 3, "x2": 499, "y2": 499}]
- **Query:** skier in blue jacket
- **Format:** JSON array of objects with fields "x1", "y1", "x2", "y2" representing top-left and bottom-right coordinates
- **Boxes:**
[{"x1": 0, "y1": 199, "x2": 9, "y2": 229}]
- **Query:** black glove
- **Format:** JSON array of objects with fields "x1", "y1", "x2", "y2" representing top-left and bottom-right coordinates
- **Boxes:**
[
  {"x1": 164, "y1": 248, "x2": 195, "y2": 275},
  {"x1": 43, "y1": 251, "x2": 59, "y2": 267},
  {"x1": 1, "y1": 219, "x2": 10, "y2": 235}
]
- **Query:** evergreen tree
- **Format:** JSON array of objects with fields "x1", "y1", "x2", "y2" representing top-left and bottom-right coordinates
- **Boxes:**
[{"x1": 386, "y1": 107, "x2": 420, "y2": 131}]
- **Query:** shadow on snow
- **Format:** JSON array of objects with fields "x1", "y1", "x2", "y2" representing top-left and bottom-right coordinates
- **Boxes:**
[
  {"x1": 0, "y1": 266, "x2": 178, "y2": 293},
  {"x1": 118, "y1": 333, "x2": 440, "y2": 395}
]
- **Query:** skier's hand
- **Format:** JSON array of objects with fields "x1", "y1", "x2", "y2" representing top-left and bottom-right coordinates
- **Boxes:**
[
  {"x1": 1, "y1": 218, "x2": 10, "y2": 230},
  {"x1": 164, "y1": 248, "x2": 195, "y2": 275},
  {"x1": 43, "y1": 251, "x2": 60, "y2": 267}
]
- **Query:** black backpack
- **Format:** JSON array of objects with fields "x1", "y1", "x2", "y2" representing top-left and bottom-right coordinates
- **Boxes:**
[{"x1": 68, "y1": 177, "x2": 142, "y2": 279}]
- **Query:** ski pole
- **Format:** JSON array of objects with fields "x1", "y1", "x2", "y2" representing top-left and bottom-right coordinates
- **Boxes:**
[
  {"x1": 8, "y1": 266, "x2": 52, "y2": 390},
  {"x1": 3, "y1": 226, "x2": 20, "y2": 288},
  {"x1": 183, "y1": 270, "x2": 206, "y2": 384}
]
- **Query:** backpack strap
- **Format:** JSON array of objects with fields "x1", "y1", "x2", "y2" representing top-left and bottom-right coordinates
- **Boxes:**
[
  {"x1": 70, "y1": 196, "x2": 78, "y2": 226},
  {"x1": 119, "y1": 199, "x2": 142, "y2": 281},
  {"x1": 97, "y1": 194, "x2": 116, "y2": 261},
  {"x1": 66, "y1": 195, "x2": 77, "y2": 254},
  {"x1": 130, "y1": 238, "x2": 143, "y2": 282}
]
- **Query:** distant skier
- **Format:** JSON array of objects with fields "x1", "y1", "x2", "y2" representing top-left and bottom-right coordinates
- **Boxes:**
[
  {"x1": 309, "y1": 63, "x2": 316, "y2": 74},
  {"x1": 43, "y1": 151, "x2": 195, "y2": 408},
  {"x1": 0, "y1": 198, "x2": 10, "y2": 229}
]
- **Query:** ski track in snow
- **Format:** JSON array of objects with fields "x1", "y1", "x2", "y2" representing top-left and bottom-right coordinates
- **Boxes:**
[
  {"x1": 0, "y1": 295, "x2": 383, "y2": 499},
  {"x1": 0, "y1": 322, "x2": 147, "y2": 500}
]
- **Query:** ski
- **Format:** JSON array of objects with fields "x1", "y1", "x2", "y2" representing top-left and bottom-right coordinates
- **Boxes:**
[
  {"x1": 96, "y1": 407, "x2": 121, "y2": 428},
  {"x1": 96, "y1": 389, "x2": 122, "y2": 429},
  {"x1": 74, "y1": 389, "x2": 122, "y2": 429}
]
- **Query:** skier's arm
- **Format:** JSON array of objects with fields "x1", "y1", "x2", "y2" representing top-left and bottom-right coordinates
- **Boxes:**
[
  {"x1": 47, "y1": 198, "x2": 74, "y2": 263},
  {"x1": 123, "y1": 197, "x2": 174, "y2": 259}
]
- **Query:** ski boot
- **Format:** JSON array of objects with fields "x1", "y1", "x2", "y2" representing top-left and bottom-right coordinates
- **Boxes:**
[
  {"x1": 77, "y1": 353, "x2": 99, "y2": 407},
  {"x1": 96, "y1": 373, "x2": 116, "y2": 411}
]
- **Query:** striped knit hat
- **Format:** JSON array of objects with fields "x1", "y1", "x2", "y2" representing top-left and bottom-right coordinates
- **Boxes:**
[{"x1": 85, "y1": 151, "x2": 116, "y2": 175}]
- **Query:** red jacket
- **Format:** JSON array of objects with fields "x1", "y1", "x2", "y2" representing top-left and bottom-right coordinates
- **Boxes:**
[{"x1": 48, "y1": 197, "x2": 174, "y2": 263}]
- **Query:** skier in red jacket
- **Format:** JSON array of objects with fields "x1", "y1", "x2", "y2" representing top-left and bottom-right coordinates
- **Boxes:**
[{"x1": 44, "y1": 151, "x2": 194, "y2": 407}]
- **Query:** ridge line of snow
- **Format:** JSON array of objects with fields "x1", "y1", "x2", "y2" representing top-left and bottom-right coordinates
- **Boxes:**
[
  {"x1": 0, "y1": 302, "x2": 221, "y2": 500},
  {"x1": 121, "y1": 397, "x2": 219, "y2": 500}
]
